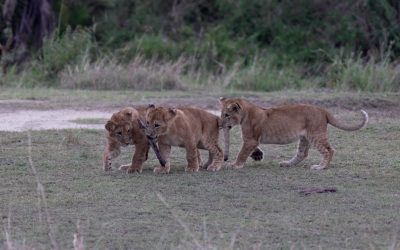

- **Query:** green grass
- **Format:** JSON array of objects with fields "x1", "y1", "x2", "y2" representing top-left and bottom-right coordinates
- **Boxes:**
[
  {"x1": 0, "y1": 87, "x2": 399, "y2": 110},
  {"x1": 69, "y1": 118, "x2": 108, "y2": 125},
  {"x1": 1, "y1": 91, "x2": 400, "y2": 249}
]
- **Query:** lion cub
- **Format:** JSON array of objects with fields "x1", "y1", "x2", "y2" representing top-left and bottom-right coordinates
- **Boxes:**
[
  {"x1": 142, "y1": 105, "x2": 223, "y2": 174},
  {"x1": 103, "y1": 107, "x2": 150, "y2": 173},
  {"x1": 220, "y1": 97, "x2": 368, "y2": 170}
]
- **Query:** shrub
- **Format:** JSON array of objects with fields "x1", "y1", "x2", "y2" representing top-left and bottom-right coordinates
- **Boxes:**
[
  {"x1": 39, "y1": 27, "x2": 94, "y2": 76},
  {"x1": 325, "y1": 52, "x2": 400, "y2": 91}
]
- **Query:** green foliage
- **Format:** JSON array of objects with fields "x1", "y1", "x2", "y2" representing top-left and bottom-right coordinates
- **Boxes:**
[
  {"x1": 227, "y1": 55, "x2": 305, "y2": 91},
  {"x1": 38, "y1": 27, "x2": 94, "y2": 83},
  {"x1": 325, "y1": 52, "x2": 400, "y2": 91},
  {"x1": 3, "y1": 0, "x2": 400, "y2": 91}
]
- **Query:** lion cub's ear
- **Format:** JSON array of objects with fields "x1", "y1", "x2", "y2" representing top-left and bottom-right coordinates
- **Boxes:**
[
  {"x1": 147, "y1": 104, "x2": 155, "y2": 110},
  {"x1": 105, "y1": 120, "x2": 115, "y2": 132},
  {"x1": 230, "y1": 103, "x2": 241, "y2": 112},
  {"x1": 168, "y1": 108, "x2": 177, "y2": 115},
  {"x1": 164, "y1": 108, "x2": 177, "y2": 120},
  {"x1": 124, "y1": 110, "x2": 132, "y2": 117},
  {"x1": 219, "y1": 97, "x2": 226, "y2": 103}
]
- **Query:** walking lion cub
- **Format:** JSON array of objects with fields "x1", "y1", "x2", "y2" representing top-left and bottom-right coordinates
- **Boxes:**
[
  {"x1": 103, "y1": 107, "x2": 151, "y2": 173},
  {"x1": 142, "y1": 105, "x2": 224, "y2": 174},
  {"x1": 219, "y1": 97, "x2": 368, "y2": 170}
]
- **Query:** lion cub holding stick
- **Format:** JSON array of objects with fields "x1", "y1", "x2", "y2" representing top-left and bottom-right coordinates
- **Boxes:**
[
  {"x1": 220, "y1": 97, "x2": 368, "y2": 170},
  {"x1": 142, "y1": 105, "x2": 223, "y2": 174},
  {"x1": 103, "y1": 107, "x2": 166, "y2": 173}
]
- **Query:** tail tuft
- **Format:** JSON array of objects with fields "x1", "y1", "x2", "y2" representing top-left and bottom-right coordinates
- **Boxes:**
[
  {"x1": 328, "y1": 109, "x2": 368, "y2": 131},
  {"x1": 360, "y1": 110, "x2": 369, "y2": 129}
]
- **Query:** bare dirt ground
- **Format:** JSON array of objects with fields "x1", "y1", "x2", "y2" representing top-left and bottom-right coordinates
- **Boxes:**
[
  {"x1": 0, "y1": 99, "x2": 222, "y2": 131},
  {"x1": 0, "y1": 92, "x2": 399, "y2": 131},
  {"x1": 0, "y1": 109, "x2": 110, "y2": 131}
]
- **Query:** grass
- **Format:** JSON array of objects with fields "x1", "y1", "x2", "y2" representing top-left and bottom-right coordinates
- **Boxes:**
[
  {"x1": 0, "y1": 86, "x2": 398, "y2": 110},
  {"x1": 59, "y1": 56, "x2": 187, "y2": 91},
  {"x1": 0, "y1": 90, "x2": 400, "y2": 249},
  {"x1": 3, "y1": 42, "x2": 400, "y2": 92},
  {"x1": 70, "y1": 118, "x2": 108, "y2": 125}
]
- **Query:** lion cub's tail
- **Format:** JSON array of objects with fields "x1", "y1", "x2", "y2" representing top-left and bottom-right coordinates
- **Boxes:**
[{"x1": 327, "y1": 110, "x2": 369, "y2": 131}]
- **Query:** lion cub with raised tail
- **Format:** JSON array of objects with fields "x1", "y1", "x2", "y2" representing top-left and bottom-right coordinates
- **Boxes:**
[
  {"x1": 219, "y1": 97, "x2": 368, "y2": 170},
  {"x1": 142, "y1": 105, "x2": 223, "y2": 174}
]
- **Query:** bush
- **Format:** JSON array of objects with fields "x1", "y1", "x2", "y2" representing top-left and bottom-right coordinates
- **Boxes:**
[
  {"x1": 325, "y1": 52, "x2": 400, "y2": 91},
  {"x1": 39, "y1": 27, "x2": 94, "y2": 77}
]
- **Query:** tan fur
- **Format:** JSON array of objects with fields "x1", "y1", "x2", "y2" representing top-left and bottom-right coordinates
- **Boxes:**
[
  {"x1": 103, "y1": 107, "x2": 149, "y2": 173},
  {"x1": 220, "y1": 97, "x2": 368, "y2": 170},
  {"x1": 144, "y1": 106, "x2": 223, "y2": 173}
]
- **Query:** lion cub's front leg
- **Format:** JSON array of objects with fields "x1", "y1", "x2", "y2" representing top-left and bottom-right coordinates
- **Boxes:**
[
  {"x1": 229, "y1": 140, "x2": 259, "y2": 169},
  {"x1": 102, "y1": 137, "x2": 121, "y2": 171},
  {"x1": 119, "y1": 142, "x2": 150, "y2": 173}
]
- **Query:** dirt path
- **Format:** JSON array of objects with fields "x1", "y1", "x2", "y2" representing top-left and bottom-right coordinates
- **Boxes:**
[
  {"x1": 0, "y1": 109, "x2": 111, "y2": 131},
  {"x1": 1, "y1": 94, "x2": 398, "y2": 132},
  {"x1": 0, "y1": 100, "x2": 221, "y2": 132}
]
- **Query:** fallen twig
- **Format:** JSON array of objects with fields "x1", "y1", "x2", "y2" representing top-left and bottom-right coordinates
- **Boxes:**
[{"x1": 299, "y1": 187, "x2": 337, "y2": 195}]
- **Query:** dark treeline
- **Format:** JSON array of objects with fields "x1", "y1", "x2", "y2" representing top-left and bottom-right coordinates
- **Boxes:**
[
  {"x1": 1, "y1": 0, "x2": 400, "y2": 90},
  {"x1": 2, "y1": 1, "x2": 400, "y2": 62},
  {"x1": 60, "y1": 0, "x2": 400, "y2": 62}
]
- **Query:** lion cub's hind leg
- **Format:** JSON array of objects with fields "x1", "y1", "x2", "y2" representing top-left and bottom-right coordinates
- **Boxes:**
[
  {"x1": 280, "y1": 137, "x2": 310, "y2": 167},
  {"x1": 184, "y1": 144, "x2": 200, "y2": 172},
  {"x1": 206, "y1": 143, "x2": 223, "y2": 172},
  {"x1": 310, "y1": 135, "x2": 335, "y2": 170}
]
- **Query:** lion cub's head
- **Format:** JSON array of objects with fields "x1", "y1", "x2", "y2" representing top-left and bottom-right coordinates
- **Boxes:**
[
  {"x1": 105, "y1": 107, "x2": 139, "y2": 146},
  {"x1": 219, "y1": 97, "x2": 243, "y2": 129},
  {"x1": 143, "y1": 104, "x2": 177, "y2": 139}
]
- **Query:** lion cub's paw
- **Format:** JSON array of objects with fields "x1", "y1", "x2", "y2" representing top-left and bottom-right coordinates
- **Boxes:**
[
  {"x1": 127, "y1": 167, "x2": 142, "y2": 174},
  {"x1": 118, "y1": 164, "x2": 142, "y2": 173},
  {"x1": 250, "y1": 148, "x2": 264, "y2": 161},
  {"x1": 118, "y1": 164, "x2": 130, "y2": 171},
  {"x1": 279, "y1": 161, "x2": 294, "y2": 168},
  {"x1": 200, "y1": 161, "x2": 211, "y2": 170},
  {"x1": 185, "y1": 166, "x2": 199, "y2": 172},
  {"x1": 154, "y1": 166, "x2": 171, "y2": 174},
  {"x1": 207, "y1": 164, "x2": 222, "y2": 172},
  {"x1": 227, "y1": 162, "x2": 244, "y2": 169},
  {"x1": 310, "y1": 164, "x2": 327, "y2": 171}
]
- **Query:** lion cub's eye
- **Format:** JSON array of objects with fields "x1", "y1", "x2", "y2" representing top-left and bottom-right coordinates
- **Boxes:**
[
  {"x1": 117, "y1": 131, "x2": 122, "y2": 136},
  {"x1": 224, "y1": 113, "x2": 230, "y2": 118},
  {"x1": 154, "y1": 123, "x2": 160, "y2": 128}
]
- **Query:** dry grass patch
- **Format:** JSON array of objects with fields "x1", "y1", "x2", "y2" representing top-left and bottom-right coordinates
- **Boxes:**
[{"x1": 59, "y1": 56, "x2": 187, "y2": 90}]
